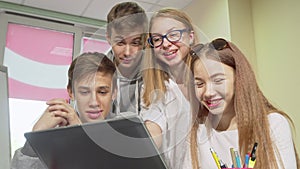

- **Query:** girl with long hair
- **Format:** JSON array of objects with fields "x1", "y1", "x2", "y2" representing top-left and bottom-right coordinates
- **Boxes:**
[
  {"x1": 140, "y1": 8, "x2": 198, "y2": 169},
  {"x1": 187, "y1": 38, "x2": 299, "y2": 169}
]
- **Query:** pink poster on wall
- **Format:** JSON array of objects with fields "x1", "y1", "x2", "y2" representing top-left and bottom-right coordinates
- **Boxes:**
[{"x1": 4, "y1": 23, "x2": 73, "y2": 101}]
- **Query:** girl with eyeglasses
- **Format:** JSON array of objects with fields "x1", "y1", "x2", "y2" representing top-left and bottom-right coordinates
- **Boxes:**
[
  {"x1": 185, "y1": 38, "x2": 300, "y2": 169},
  {"x1": 140, "y1": 8, "x2": 199, "y2": 169}
]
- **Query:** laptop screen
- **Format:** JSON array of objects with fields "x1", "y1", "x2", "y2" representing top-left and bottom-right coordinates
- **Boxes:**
[{"x1": 25, "y1": 114, "x2": 167, "y2": 169}]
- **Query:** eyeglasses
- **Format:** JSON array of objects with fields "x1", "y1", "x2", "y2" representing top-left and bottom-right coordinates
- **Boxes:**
[
  {"x1": 147, "y1": 29, "x2": 188, "y2": 48},
  {"x1": 190, "y1": 38, "x2": 232, "y2": 56},
  {"x1": 210, "y1": 38, "x2": 232, "y2": 51}
]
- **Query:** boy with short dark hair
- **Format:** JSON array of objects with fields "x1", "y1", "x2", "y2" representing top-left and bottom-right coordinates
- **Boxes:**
[{"x1": 106, "y1": 2, "x2": 148, "y2": 114}]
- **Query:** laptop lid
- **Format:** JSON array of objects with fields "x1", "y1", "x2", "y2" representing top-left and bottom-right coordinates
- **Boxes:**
[{"x1": 24, "y1": 114, "x2": 167, "y2": 169}]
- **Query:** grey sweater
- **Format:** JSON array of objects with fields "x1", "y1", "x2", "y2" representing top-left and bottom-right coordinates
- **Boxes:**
[
  {"x1": 106, "y1": 50, "x2": 143, "y2": 115},
  {"x1": 10, "y1": 142, "x2": 46, "y2": 169}
]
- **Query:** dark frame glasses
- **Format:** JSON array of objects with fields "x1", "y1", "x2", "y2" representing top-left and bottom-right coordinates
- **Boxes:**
[{"x1": 147, "y1": 29, "x2": 188, "y2": 48}]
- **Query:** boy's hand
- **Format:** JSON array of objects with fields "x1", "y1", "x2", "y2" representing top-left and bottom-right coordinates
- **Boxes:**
[{"x1": 32, "y1": 98, "x2": 81, "y2": 131}]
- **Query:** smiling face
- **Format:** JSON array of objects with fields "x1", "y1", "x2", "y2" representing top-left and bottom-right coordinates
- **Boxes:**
[
  {"x1": 108, "y1": 27, "x2": 144, "y2": 71},
  {"x1": 193, "y1": 57, "x2": 235, "y2": 116},
  {"x1": 72, "y1": 72, "x2": 116, "y2": 123},
  {"x1": 150, "y1": 17, "x2": 194, "y2": 67}
]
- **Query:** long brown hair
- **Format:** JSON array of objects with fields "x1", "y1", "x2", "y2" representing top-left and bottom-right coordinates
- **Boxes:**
[
  {"x1": 142, "y1": 8, "x2": 198, "y2": 106},
  {"x1": 189, "y1": 40, "x2": 300, "y2": 169}
]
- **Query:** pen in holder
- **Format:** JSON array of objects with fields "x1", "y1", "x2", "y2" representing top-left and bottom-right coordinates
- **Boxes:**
[
  {"x1": 229, "y1": 143, "x2": 257, "y2": 169},
  {"x1": 210, "y1": 143, "x2": 257, "y2": 169}
]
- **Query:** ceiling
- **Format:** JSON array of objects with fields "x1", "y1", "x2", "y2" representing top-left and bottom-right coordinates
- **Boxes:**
[{"x1": 0, "y1": 0, "x2": 194, "y2": 21}]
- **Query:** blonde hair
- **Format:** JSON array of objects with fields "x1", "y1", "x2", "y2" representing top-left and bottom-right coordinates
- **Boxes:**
[
  {"x1": 189, "y1": 41, "x2": 300, "y2": 169},
  {"x1": 142, "y1": 8, "x2": 198, "y2": 106}
]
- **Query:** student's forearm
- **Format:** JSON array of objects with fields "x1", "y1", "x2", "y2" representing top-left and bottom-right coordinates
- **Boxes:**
[{"x1": 145, "y1": 121, "x2": 162, "y2": 148}]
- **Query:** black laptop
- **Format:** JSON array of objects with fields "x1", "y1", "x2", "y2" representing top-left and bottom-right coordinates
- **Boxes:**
[{"x1": 24, "y1": 114, "x2": 168, "y2": 169}]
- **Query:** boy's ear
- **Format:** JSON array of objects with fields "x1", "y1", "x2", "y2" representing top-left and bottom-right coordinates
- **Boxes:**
[
  {"x1": 106, "y1": 33, "x2": 112, "y2": 45},
  {"x1": 189, "y1": 31, "x2": 195, "y2": 45},
  {"x1": 112, "y1": 88, "x2": 117, "y2": 101},
  {"x1": 67, "y1": 87, "x2": 74, "y2": 100}
]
